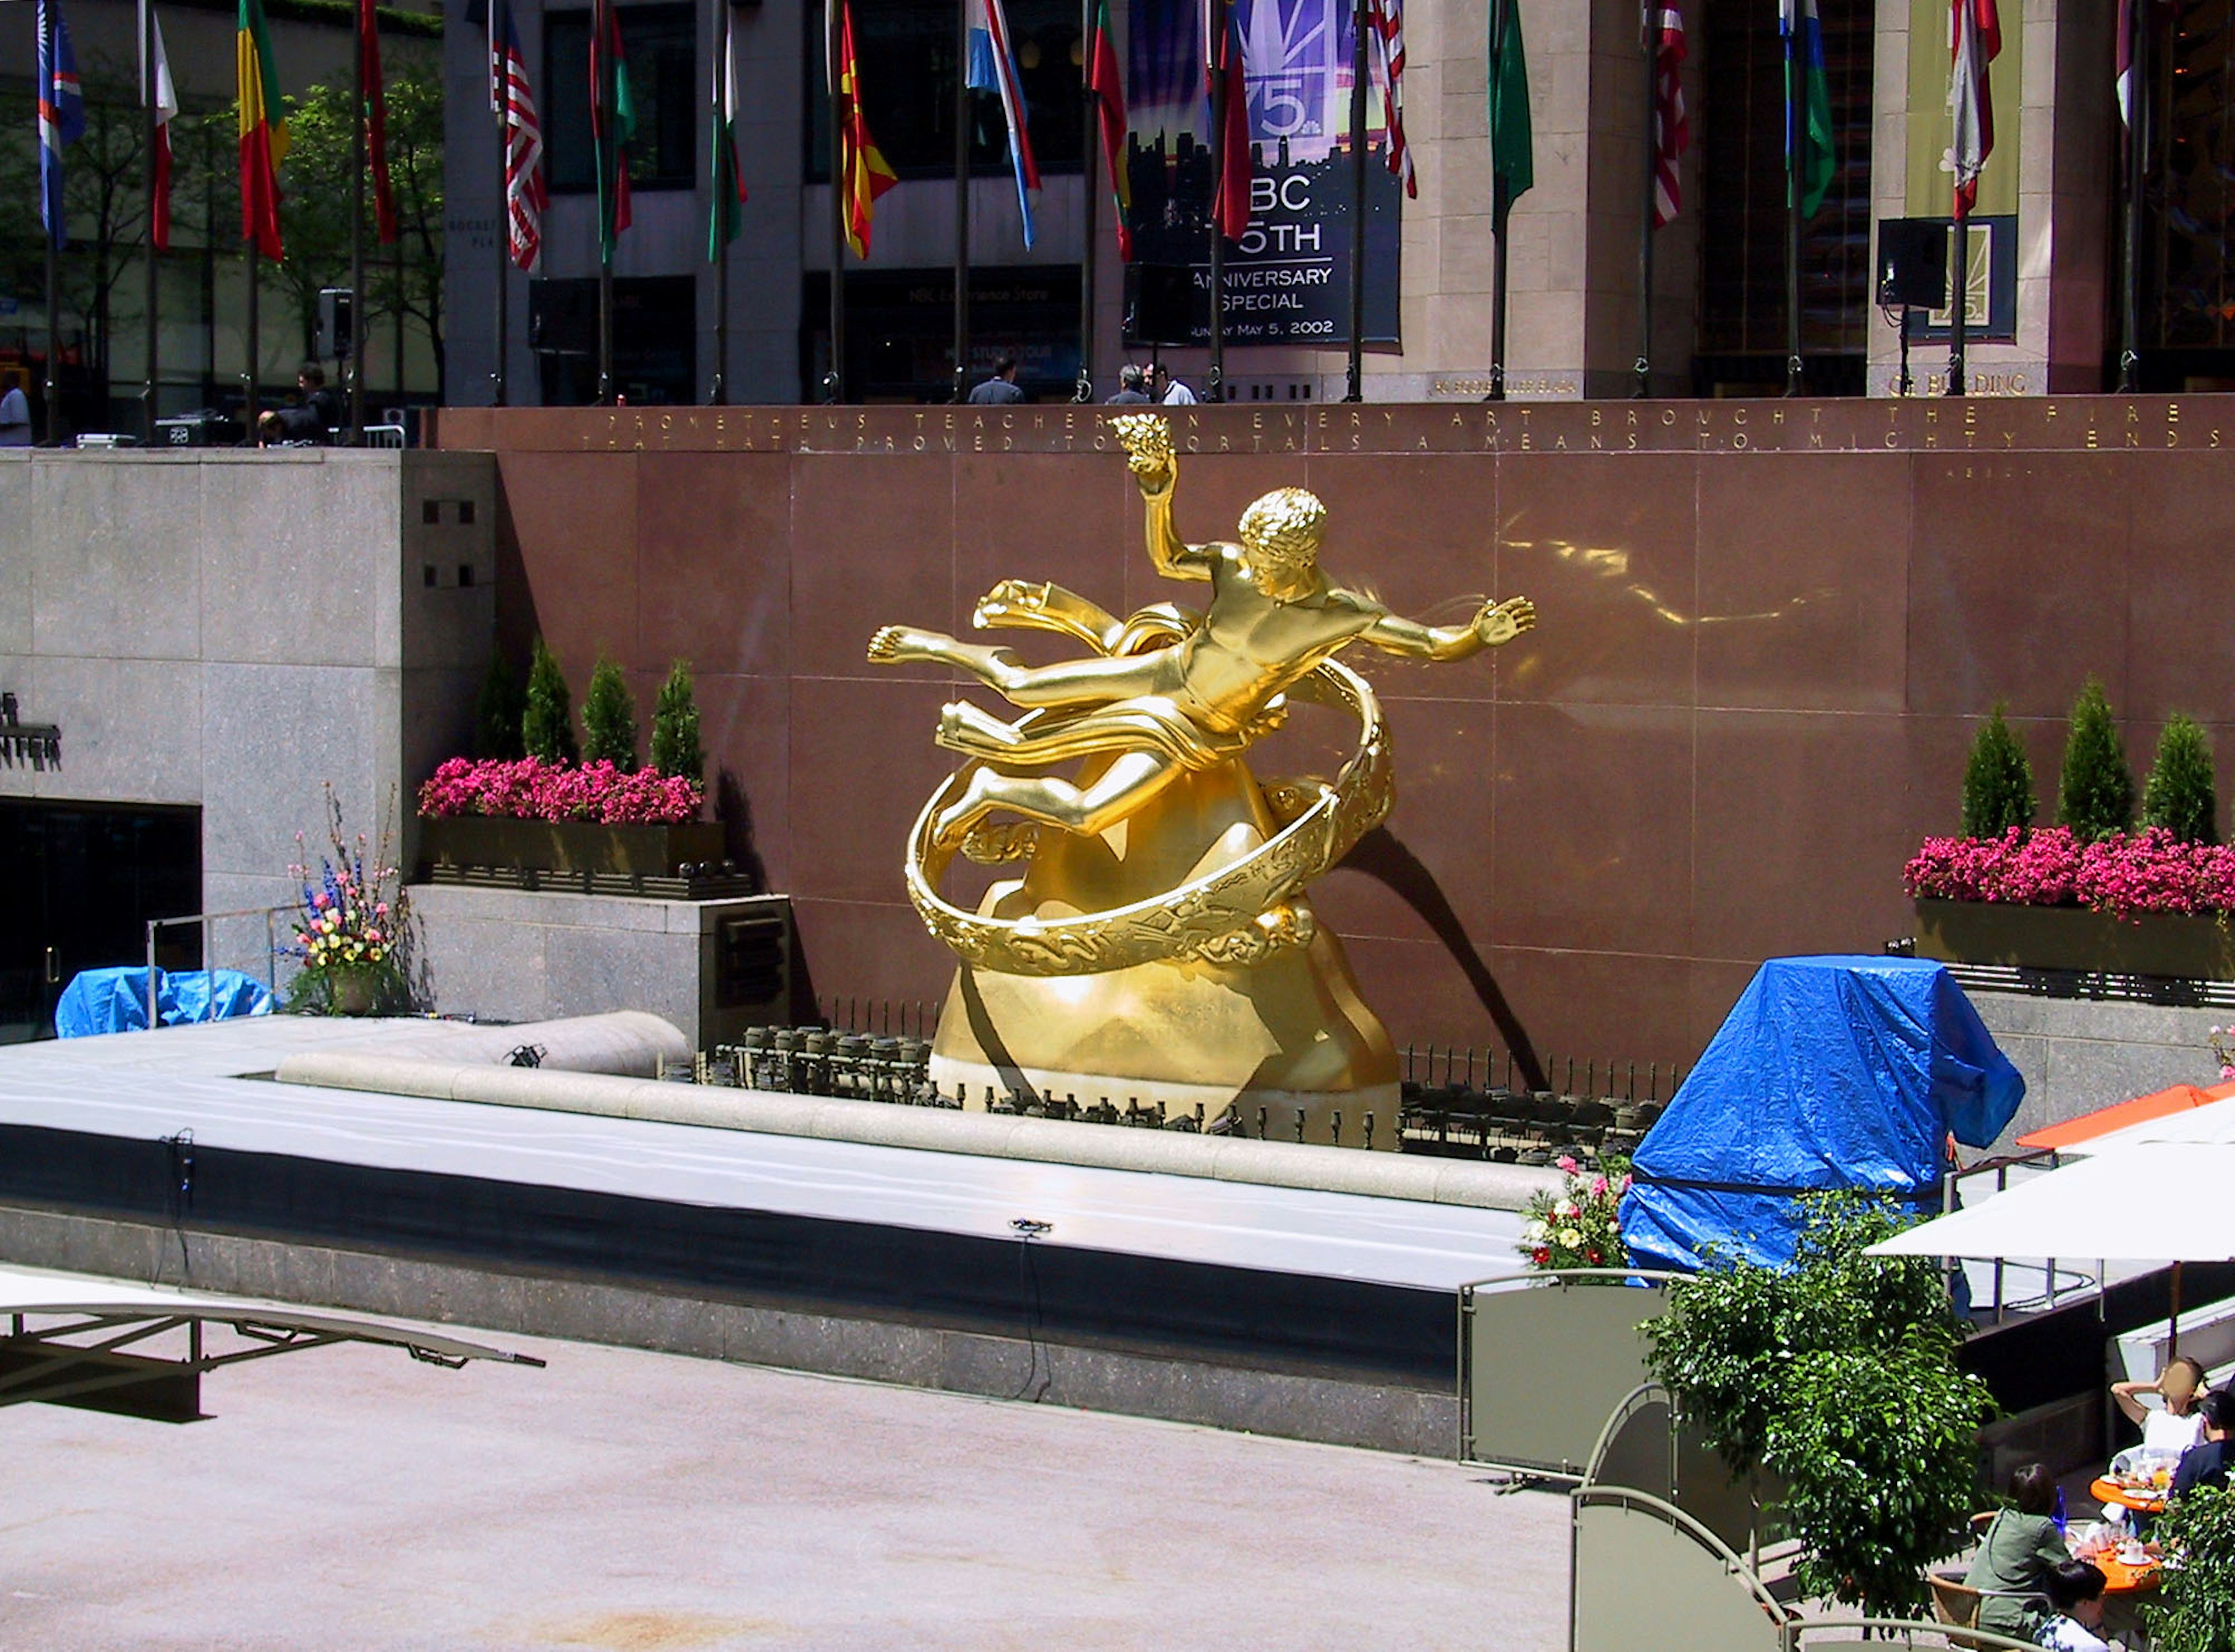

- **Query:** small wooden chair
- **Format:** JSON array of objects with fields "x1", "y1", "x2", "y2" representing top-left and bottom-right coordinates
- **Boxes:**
[{"x1": 1928, "y1": 1571, "x2": 2046, "y2": 1651}]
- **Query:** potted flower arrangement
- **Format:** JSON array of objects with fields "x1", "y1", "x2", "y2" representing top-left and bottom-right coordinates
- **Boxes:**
[
  {"x1": 289, "y1": 789, "x2": 409, "y2": 1016},
  {"x1": 1521, "y1": 1155, "x2": 1631, "y2": 1271}
]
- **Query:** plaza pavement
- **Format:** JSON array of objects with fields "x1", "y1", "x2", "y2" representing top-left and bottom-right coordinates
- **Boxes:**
[{"x1": 1, "y1": 1323, "x2": 1567, "y2": 1650}]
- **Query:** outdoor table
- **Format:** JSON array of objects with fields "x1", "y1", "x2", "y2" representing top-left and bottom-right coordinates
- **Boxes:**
[
  {"x1": 2090, "y1": 1476, "x2": 2169, "y2": 1518},
  {"x1": 2088, "y1": 1548, "x2": 2163, "y2": 1594}
]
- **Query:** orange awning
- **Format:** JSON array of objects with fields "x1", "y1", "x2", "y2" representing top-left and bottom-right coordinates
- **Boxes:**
[{"x1": 2016, "y1": 1080, "x2": 2235, "y2": 1153}]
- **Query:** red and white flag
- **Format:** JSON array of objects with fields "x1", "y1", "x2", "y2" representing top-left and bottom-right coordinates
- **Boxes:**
[
  {"x1": 1364, "y1": 0, "x2": 1414, "y2": 199},
  {"x1": 146, "y1": 2, "x2": 176, "y2": 250},
  {"x1": 1945, "y1": 0, "x2": 2000, "y2": 219},
  {"x1": 1647, "y1": 1, "x2": 1687, "y2": 228},
  {"x1": 488, "y1": 0, "x2": 546, "y2": 270}
]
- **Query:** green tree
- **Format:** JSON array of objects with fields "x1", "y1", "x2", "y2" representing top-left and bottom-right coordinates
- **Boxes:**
[
  {"x1": 1643, "y1": 1194, "x2": 1994, "y2": 1621},
  {"x1": 473, "y1": 646, "x2": 526, "y2": 760},
  {"x1": 581, "y1": 655, "x2": 638, "y2": 770},
  {"x1": 2056, "y1": 677, "x2": 2136, "y2": 842},
  {"x1": 2147, "y1": 1482, "x2": 2235, "y2": 1652},
  {"x1": 522, "y1": 639, "x2": 578, "y2": 764},
  {"x1": 1961, "y1": 703, "x2": 2036, "y2": 839},
  {"x1": 650, "y1": 660, "x2": 705, "y2": 782},
  {"x1": 2143, "y1": 714, "x2": 2219, "y2": 845}
]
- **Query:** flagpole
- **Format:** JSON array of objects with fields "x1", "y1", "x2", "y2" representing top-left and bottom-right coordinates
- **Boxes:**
[
  {"x1": 44, "y1": 232, "x2": 60, "y2": 445},
  {"x1": 1487, "y1": 0, "x2": 1509, "y2": 403},
  {"x1": 2118, "y1": 0, "x2": 2145, "y2": 392},
  {"x1": 1947, "y1": 214, "x2": 1967, "y2": 396},
  {"x1": 1782, "y1": 3, "x2": 1802, "y2": 396},
  {"x1": 953, "y1": 0, "x2": 972, "y2": 403},
  {"x1": 1207, "y1": 0, "x2": 1227, "y2": 402},
  {"x1": 1634, "y1": 0, "x2": 1655, "y2": 398},
  {"x1": 1076, "y1": 0, "x2": 1097, "y2": 402},
  {"x1": 142, "y1": 0, "x2": 160, "y2": 441},
  {"x1": 595, "y1": 0, "x2": 614, "y2": 405},
  {"x1": 1343, "y1": 0, "x2": 1366, "y2": 402},
  {"x1": 711, "y1": 0, "x2": 730, "y2": 405},
  {"x1": 244, "y1": 243, "x2": 260, "y2": 438},
  {"x1": 349, "y1": 0, "x2": 366, "y2": 441},
  {"x1": 494, "y1": 100, "x2": 509, "y2": 406},
  {"x1": 825, "y1": 0, "x2": 845, "y2": 401}
]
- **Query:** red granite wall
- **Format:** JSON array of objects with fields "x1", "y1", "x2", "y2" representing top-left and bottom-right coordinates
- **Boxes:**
[{"x1": 434, "y1": 396, "x2": 2235, "y2": 1074}]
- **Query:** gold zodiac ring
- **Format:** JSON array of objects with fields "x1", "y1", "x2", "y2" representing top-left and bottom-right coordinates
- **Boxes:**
[{"x1": 902, "y1": 660, "x2": 1394, "y2": 976}]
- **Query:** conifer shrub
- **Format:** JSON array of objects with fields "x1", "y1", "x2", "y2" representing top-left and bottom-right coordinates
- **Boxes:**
[
  {"x1": 2056, "y1": 677, "x2": 2135, "y2": 842},
  {"x1": 580, "y1": 655, "x2": 639, "y2": 771},
  {"x1": 650, "y1": 659, "x2": 705, "y2": 783},
  {"x1": 1960, "y1": 703, "x2": 2035, "y2": 839},
  {"x1": 471, "y1": 646, "x2": 526, "y2": 760},
  {"x1": 522, "y1": 638, "x2": 579, "y2": 764},
  {"x1": 2142, "y1": 714, "x2": 2219, "y2": 845}
]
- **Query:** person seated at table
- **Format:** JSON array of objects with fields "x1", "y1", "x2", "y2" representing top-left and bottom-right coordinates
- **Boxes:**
[
  {"x1": 2113, "y1": 1354, "x2": 2208, "y2": 1465},
  {"x1": 2038, "y1": 1559, "x2": 2122, "y2": 1652},
  {"x1": 1965, "y1": 1462, "x2": 2067, "y2": 1639},
  {"x1": 2173, "y1": 1388, "x2": 2234, "y2": 1497}
]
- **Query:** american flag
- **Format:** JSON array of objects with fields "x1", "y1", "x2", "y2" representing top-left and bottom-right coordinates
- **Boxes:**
[
  {"x1": 488, "y1": 0, "x2": 546, "y2": 270},
  {"x1": 1648, "y1": 1, "x2": 1688, "y2": 228},
  {"x1": 1365, "y1": 0, "x2": 1415, "y2": 199}
]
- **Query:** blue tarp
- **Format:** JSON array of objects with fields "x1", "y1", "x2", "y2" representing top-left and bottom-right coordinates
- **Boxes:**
[
  {"x1": 53, "y1": 966, "x2": 275, "y2": 1038},
  {"x1": 1619, "y1": 955, "x2": 2024, "y2": 1273}
]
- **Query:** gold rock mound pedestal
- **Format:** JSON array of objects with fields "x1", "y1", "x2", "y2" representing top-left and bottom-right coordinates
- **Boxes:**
[{"x1": 868, "y1": 414, "x2": 1535, "y2": 1149}]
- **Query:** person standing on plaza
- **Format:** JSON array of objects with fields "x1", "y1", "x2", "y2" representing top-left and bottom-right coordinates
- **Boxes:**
[
  {"x1": 1153, "y1": 363, "x2": 1197, "y2": 405},
  {"x1": 968, "y1": 352, "x2": 1027, "y2": 405},
  {"x1": 0, "y1": 385, "x2": 31, "y2": 446},
  {"x1": 1105, "y1": 364, "x2": 1152, "y2": 404}
]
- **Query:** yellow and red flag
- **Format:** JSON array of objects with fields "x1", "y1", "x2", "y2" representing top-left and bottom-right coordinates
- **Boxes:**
[
  {"x1": 836, "y1": 1, "x2": 896, "y2": 259},
  {"x1": 236, "y1": 0, "x2": 288, "y2": 258}
]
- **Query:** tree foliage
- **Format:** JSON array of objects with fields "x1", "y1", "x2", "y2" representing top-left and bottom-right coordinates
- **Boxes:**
[
  {"x1": 1642, "y1": 1194, "x2": 1994, "y2": 1621},
  {"x1": 473, "y1": 646, "x2": 526, "y2": 760},
  {"x1": 522, "y1": 639, "x2": 579, "y2": 764},
  {"x1": 581, "y1": 655, "x2": 638, "y2": 771},
  {"x1": 2143, "y1": 714, "x2": 2220, "y2": 846},
  {"x1": 2057, "y1": 677, "x2": 2137, "y2": 842},
  {"x1": 651, "y1": 660, "x2": 705, "y2": 782},
  {"x1": 1961, "y1": 703, "x2": 2037, "y2": 839},
  {"x1": 2147, "y1": 1481, "x2": 2235, "y2": 1652}
]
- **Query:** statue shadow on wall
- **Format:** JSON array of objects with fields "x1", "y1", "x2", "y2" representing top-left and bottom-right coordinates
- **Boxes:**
[{"x1": 1338, "y1": 827, "x2": 1547, "y2": 1093}]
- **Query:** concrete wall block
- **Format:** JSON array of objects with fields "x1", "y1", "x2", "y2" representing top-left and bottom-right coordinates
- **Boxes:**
[
  {"x1": 199, "y1": 662, "x2": 384, "y2": 884},
  {"x1": 3, "y1": 654, "x2": 204, "y2": 806},
  {"x1": 34, "y1": 456, "x2": 202, "y2": 662},
  {"x1": 542, "y1": 925, "x2": 700, "y2": 1036},
  {"x1": 0, "y1": 456, "x2": 30, "y2": 658},
  {"x1": 413, "y1": 912, "x2": 551, "y2": 1025},
  {"x1": 199, "y1": 455, "x2": 399, "y2": 669}
]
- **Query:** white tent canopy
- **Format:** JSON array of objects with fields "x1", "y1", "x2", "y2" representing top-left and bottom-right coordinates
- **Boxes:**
[
  {"x1": 2063, "y1": 1092, "x2": 2235, "y2": 1158},
  {"x1": 1868, "y1": 1141, "x2": 2235, "y2": 1263}
]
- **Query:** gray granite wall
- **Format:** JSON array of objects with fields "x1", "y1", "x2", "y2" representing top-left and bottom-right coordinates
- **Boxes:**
[
  {"x1": 0, "y1": 449, "x2": 495, "y2": 967},
  {"x1": 1968, "y1": 989, "x2": 2227, "y2": 1153}
]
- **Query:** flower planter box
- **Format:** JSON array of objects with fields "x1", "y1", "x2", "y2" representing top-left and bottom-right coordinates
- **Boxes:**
[
  {"x1": 1914, "y1": 898, "x2": 2235, "y2": 981},
  {"x1": 419, "y1": 816, "x2": 727, "y2": 882}
]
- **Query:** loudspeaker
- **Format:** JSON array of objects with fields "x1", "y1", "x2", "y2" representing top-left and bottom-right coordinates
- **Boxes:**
[
  {"x1": 1125, "y1": 264, "x2": 1207, "y2": 348},
  {"x1": 317, "y1": 287, "x2": 355, "y2": 360},
  {"x1": 1877, "y1": 219, "x2": 1947, "y2": 310}
]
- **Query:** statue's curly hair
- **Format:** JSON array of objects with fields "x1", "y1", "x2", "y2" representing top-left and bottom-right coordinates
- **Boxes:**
[{"x1": 1237, "y1": 487, "x2": 1326, "y2": 572}]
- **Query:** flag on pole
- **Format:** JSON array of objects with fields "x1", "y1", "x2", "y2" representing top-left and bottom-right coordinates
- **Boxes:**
[
  {"x1": 1648, "y1": 2, "x2": 1687, "y2": 227},
  {"x1": 1946, "y1": 0, "x2": 2000, "y2": 218},
  {"x1": 1206, "y1": 0, "x2": 1251, "y2": 240},
  {"x1": 1087, "y1": 0, "x2": 1132, "y2": 258},
  {"x1": 836, "y1": 1, "x2": 897, "y2": 258},
  {"x1": 1365, "y1": 0, "x2": 1416, "y2": 199},
  {"x1": 590, "y1": 0, "x2": 635, "y2": 264},
  {"x1": 148, "y1": 5, "x2": 178, "y2": 251},
  {"x1": 236, "y1": 0, "x2": 288, "y2": 259},
  {"x1": 966, "y1": 0, "x2": 1042, "y2": 247},
  {"x1": 37, "y1": 0, "x2": 86, "y2": 250},
  {"x1": 1779, "y1": 0, "x2": 1835, "y2": 219},
  {"x1": 709, "y1": 3, "x2": 748, "y2": 261},
  {"x1": 488, "y1": 0, "x2": 546, "y2": 270},
  {"x1": 359, "y1": 0, "x2": 398, "y2": 243},
  {"x1": 1488, "y1": 0, "x2": 1532, "y2": 207}
]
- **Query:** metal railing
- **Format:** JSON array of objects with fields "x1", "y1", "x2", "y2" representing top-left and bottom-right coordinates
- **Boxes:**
[
  {"x1": 144, "y1": 906, "x2": 293, "y2": 1029},
  {"x1": 1941, "y1": 1146, "x2": 2098, "y2": 1321}
]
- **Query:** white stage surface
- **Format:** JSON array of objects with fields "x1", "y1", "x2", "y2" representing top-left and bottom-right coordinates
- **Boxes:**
[{"x1": 0, "y1": 1019, "x2": 1527, "y2": 1291}]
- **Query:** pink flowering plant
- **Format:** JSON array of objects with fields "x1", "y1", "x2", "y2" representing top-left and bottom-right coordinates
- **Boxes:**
[
  {"x1": 1521, "y1": 1156, "x2": 1633, "y2": 1271},
  {"x1": 1905, "y1": 825, "x2": 2235, "y2": 921},
  {"x1": 288, "y1": 786, "x2": 410, "y2": 1014},
  {"x1": 417, "y1": 756, "x2": 703, "y2": 826}
]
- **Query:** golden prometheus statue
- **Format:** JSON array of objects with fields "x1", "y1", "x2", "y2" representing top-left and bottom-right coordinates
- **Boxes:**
[{"x1": 868, "y1": 413, "x2": 1535, "y2": 1146}]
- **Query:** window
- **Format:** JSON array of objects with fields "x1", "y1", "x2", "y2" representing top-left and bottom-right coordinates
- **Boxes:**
[
  {"x1": 803, "y1": 0, "x2": 1085, "y2": 183},
  {"x1": 546, "y1": 5, "x2": 697, "y2": 193}
]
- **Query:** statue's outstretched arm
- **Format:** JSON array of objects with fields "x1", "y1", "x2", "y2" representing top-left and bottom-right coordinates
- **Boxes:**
[
  {"x1": 1363, "y1": 596, "x2": 1537, "y2": 661},
  {"x1": 1112, "y1": 412, "x2": 1212, "y2": 584}
]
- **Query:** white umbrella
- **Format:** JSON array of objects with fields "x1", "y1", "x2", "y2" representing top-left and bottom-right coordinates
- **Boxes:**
[
  {"x1": 1868, "y1": 1141, "x2": 2235, "y2": 1263},
  {"x1": 2060, "y1": 1093, "x2": 2235, "y2": 1159}
]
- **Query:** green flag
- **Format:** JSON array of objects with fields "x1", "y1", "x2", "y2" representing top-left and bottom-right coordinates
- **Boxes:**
[
  {"x1": 1780, "y1": 0, "x2": 1836, "y2": 218},
  {"x1": 1489, "y1": 0, "x2": 1533, "y2": 208},
  {"x1": 591, "y1": 0, "x2": 634, "y2": 264},
  {"x1": 708, "y1": 6, "x2": 746, "y2": 261}
]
